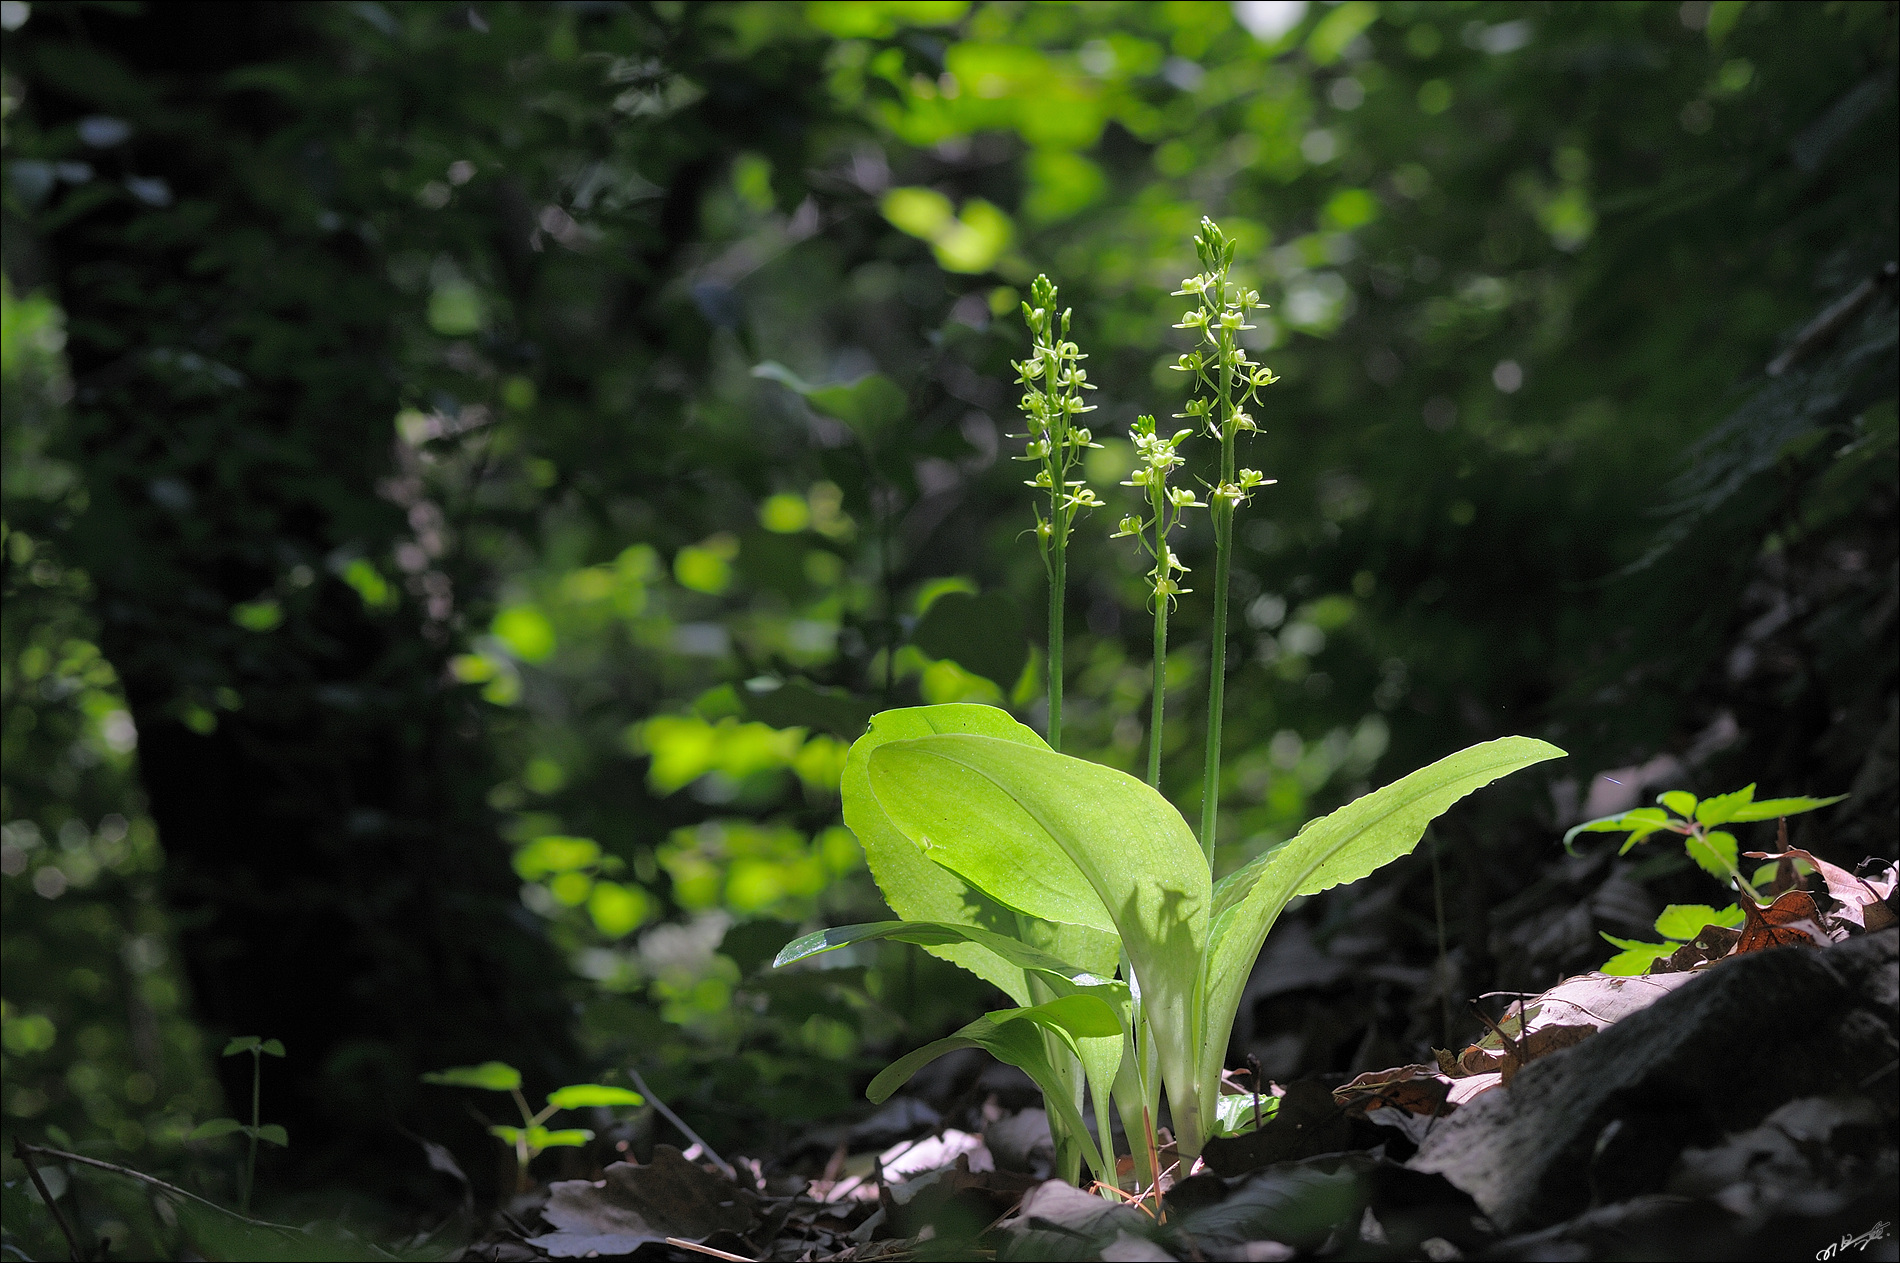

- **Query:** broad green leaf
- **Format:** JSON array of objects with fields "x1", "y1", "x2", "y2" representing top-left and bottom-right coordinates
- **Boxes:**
[
  {"x1": 189, "y1": 1118, "x2": 245, "y2": 1140},
  {"x1": 222, "y1": 1036, "x2": 261, "y2": 1056},
  {"x1": 842, "y1": 705, "x2": 1067, "y2": 1006},
  {"x1": 1202, "y1": 737, "x2": 1563, "y2": 1150},
  {"x1": 1723, "y1": 793, "x2": 1847, "y2": 822},
  {"x1": 260, "y1": 1039, "x2": 285, "y2": 1058},
  {"x1": 1693, "y1": 784, "x2": 1755, "y2": 824},
  {"x1": 865, "y1": 1001, "x2": 1110, "y2": 1180},
  {"x1": 1213, "y1": 1092, "x2": 1280, "y2": 1137},
  {"x1": 774, "y1": 920, "x2": 1122, "y2": 997},
  {"x1": 869, "y1": 738, "x2": 1119, "y2": 934},
  {"x1": 422, "y1": 1061, "x2": 522, "y2": 1092},
  {"x1": 1597, "y1": 934, "x2": 1677, "y2": 976},
  {"x1": 1658, "y1": 790, "x2": 1698, "y2": 817},
  {"x1": 867, "y1": 732, "x2": 1209, "y2": 1158},
  {"x1": 1685, "y1": 829, "x2": 1738, "y2": 880},
  {"x1": 546, "y1": 1084, "x2": 645, "y2": 1110},
  {"x1": 1654, "y1": 903, "x2": 1743, "y2": 940},
  {"x1": 252, "y1": 1124, "x2": 289, "y2": 1147}
]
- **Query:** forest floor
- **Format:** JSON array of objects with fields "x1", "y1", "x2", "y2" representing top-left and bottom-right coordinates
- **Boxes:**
[{"x1": 439, "y1": 842, "x2": 1899, "y2": 1263}]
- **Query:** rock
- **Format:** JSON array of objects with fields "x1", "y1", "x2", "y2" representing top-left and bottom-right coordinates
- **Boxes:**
[{"x1": 1410, "y1": 930, "x2": 1898, "y2": 1233}]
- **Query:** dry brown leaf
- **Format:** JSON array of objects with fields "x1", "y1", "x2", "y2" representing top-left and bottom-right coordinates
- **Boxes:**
[
  {"x1": 1735, "y1": 888, "x2": 1833, "y2": 953},
  {"x1": 1334, "y1": 1064, "x2": 1454, "y2": 1116},
  {"x1": 1745, "y1": 849, "x2": 1898, "y2": 931}
]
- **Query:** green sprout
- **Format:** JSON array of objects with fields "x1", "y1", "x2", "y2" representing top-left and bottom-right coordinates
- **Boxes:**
[
  {"x1": 1111, "y1": 414, "x2": 1203, "y2": 788},
  {"x1": 188, "y1": 1036, "x2": 288, "y2": 1214},
  {"x1": 1170, "y1": 217, "x2": 1278, "y2": 863},
  {"x1": 422, "y1": 1062, "x2": 643, "y2": 1191},
  {"x1": 1012, "y1": 274, "x2": 1102, "y2": 751},
  {"x1": 1566, "y1": 783, "x2": 1847, "y2": 972}
]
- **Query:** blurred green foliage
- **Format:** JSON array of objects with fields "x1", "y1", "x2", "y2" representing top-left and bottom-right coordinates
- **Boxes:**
[{"x1": 1, "y1": 0, "x2": 1893, "y2": 1249}]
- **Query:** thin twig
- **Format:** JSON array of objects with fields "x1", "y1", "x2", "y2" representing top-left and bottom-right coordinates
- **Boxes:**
[
  {"x1": 14, "y1": 1138, "x2": 83, "y2": 1262},
  {"x1": 624, "y1": 1069, "x2": 737, "y2": 1182},
  {"x1": 664, "y1": 1238, "x2": 755, "y2": 1262},
  {"x1": 14, "y1": 1142, "x2": 303, "y2": 1237}
]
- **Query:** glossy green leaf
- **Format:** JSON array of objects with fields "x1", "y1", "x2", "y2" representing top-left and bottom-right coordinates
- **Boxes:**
[
  {"x1": 545, "y1": 1084, "x2": 645, "y2": 1110},
  {"x1": 1202, "y1": 737, "x2": 1563, "y2": 1149},
  {"x1": 842, "y1": 706, "x2": 1119, "y2": 1005},
  {"x1": 1692, "y1": 784, "x2": 1755, "y2": 824},
  {"x1": 1723, "y1": 793, "x2": 1847, "y2": 822},
  {"x1": 252, "y1": 1124, "x2": 289, "y2": 1147},
  {"x1": 865, "y1": 1000, "x2": 1111, "y2": 1180},
  {"x1": 1659, "y1": 790, "x2": 1699, "y2": 817},
  {"x1": 1685, "y1": 829, "x2": 1738, "y2": 880},
  {"x1": 867, "y1": 731, "x2": 1209, "y2": 1155},
  {"x1": 189, "y1": 1117, "x2": 245, "y2": 1141},
  {"x1": 1212, "y1": 1092, "x2": 1280, "y2": 1137},
  {"x1": 1654, "y1": 903, "x2": 1743, "y2": 940},
  {"x1": 422, "y1": 1061, "x2": 522, "y2": 1092}
]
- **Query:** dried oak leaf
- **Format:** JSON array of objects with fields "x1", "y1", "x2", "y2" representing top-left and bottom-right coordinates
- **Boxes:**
[
  {"x1": 1334, "y1": 1065, "x2": 1454, "y2": 1117},
  {"x1": 1734, "y1": 889, "x2": 1833, "y2": 954},
  {"x1": 1745, "y1": 849, "x2": 1898, "y2": 932},
  {"x1": 528, "y1": 1144, "x2": 757, "y2": 1259},
  {"x1": 1648, "y1": 923, "x2": 1742, "y2": 975}
]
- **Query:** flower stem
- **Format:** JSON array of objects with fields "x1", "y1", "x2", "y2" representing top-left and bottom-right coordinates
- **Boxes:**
[
  {"x1": 1147, "y1": 588, "x2": 1167, "y2": 788},
  {"x1": 1198, "y1": 334, "x2": 1237, "y2": 865},
  {"x1": 1048, "y1": 508, "x2": 1065, "y2": 753}
]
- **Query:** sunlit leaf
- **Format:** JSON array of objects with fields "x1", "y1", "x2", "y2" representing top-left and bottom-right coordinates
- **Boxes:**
[
  {"x1": 1691, "y1": 784, "x2": 1755, "y2": 824},
  {"x1": 1685, "y1": 829, "x2": 1738, "y2": 880},
  {"x1": 1597, "y1": 934, "x2": 1677, "y2": 976},
  {"x1": 1204, "y1": 737, "x2": 1563, "y2": 1145},
  {"x1": 534, "y1": 1128, "x2": 595, "y2": 1149},
  {"x1": 867, "y1": 730, "x2": 1209, "y2": 1156},
  {"x1": 1654, "y1": 903, "x2": 1743, "y2": 940},
  {"x1": 842, "y1": 706, "x2": 1117, "y2": 1006},
  {"x1": 545, "y1": 1084, "x2": 645, "y2": 1110},
  {"x1": 1723, "y1": 793, "x2": 1847, "y2": 822},
  {"x1": 423, "y1": 1061, "x2": 522, "y2": 1092},
  {"x1": 1658, "y1": 790, "x2": 1698, "y2": 818}
]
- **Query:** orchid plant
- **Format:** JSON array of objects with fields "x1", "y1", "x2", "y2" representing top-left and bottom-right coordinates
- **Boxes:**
[{"x1": 775, "y1": 219, "x2": 1563, "y2": 1196}]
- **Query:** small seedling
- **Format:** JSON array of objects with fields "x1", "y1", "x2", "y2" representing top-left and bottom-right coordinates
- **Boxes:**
[
  {"x1": 1567, "y1": 783, "x2": 1846, "y2": 971},
  {"x1": 189, "y1": 1036, "x2": 288, "y2": 1213},
  {"x1": 422, "y1": 1061, "x2": 643, "y2": 1190}
]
